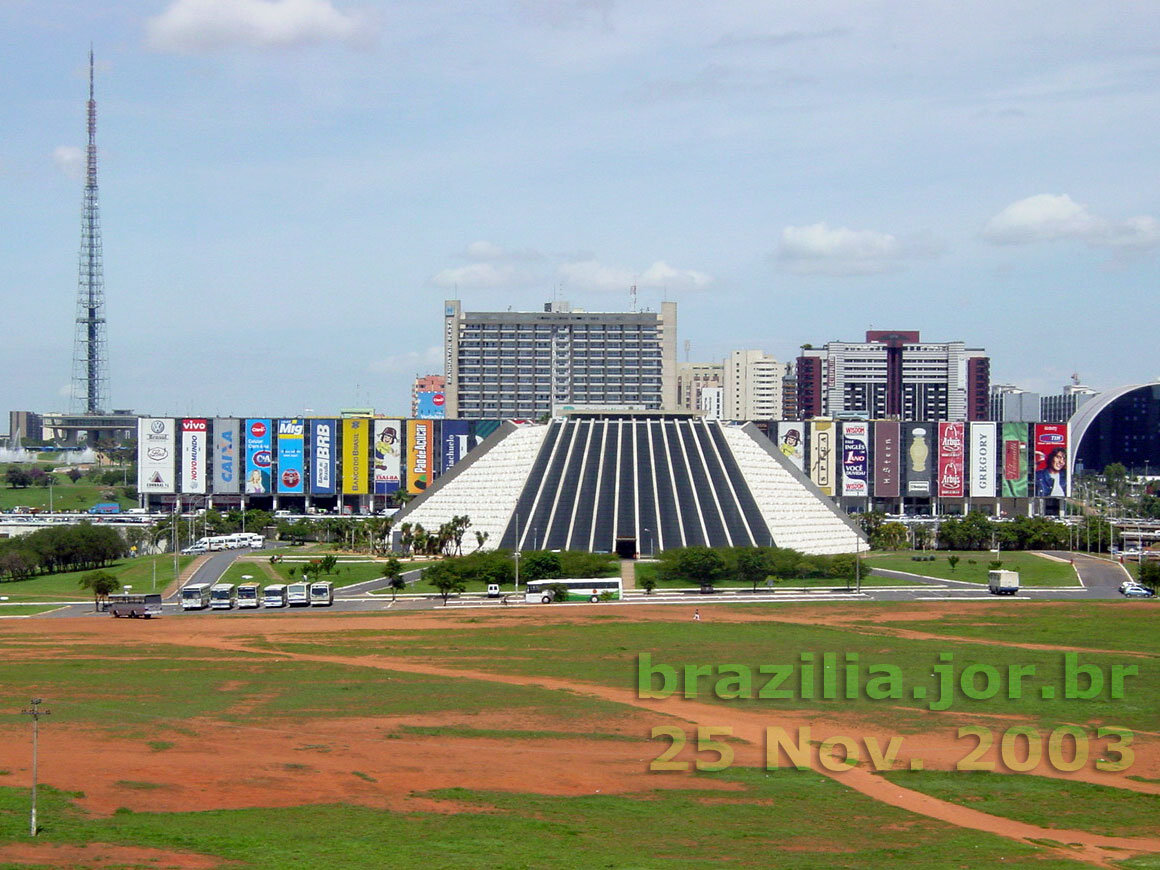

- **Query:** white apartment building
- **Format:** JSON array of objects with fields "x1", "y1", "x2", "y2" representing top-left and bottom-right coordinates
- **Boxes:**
[{"x1": 723, "y1": 350, "x2": 787, "y2": 422}]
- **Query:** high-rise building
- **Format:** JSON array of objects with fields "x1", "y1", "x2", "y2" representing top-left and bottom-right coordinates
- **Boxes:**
[
  {"x1": 699, "y1": 387, "x2": 723, "y2": 419},
  {"x1": 1042, "y1": 381, "x2": 1097, "y2": 422},
  {"x1": 676, "y1": 362, "x2": 724, "y2": 414},
  {"x1": 723, "y1": 350, "x2": 787, "y2": 421},
  {"x1": 443, "y1": 300, "x2": 677, "y2": 419},
  {"x1": 796, "y1": 330, "x2": 989, "y2": 421},
  {"x1": 411, "y1": 374, "x2": 446, "y2": 418},
  {"x1": 990, "y1": 384, "x2": 1040, "y2": 422}
]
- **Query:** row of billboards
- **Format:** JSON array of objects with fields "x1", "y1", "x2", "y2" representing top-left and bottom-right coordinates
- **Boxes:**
[
  {"x1": 137, "y1": 417, "x2": 503, "y2": 497},
  {"x1": 773, "y1": 420, "x2": 1070, "y2": 499}
]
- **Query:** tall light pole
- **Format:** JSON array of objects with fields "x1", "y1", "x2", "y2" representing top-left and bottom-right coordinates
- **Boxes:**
[{"x1": 21, "y1": 698, "x2": 49, "y2": 836}]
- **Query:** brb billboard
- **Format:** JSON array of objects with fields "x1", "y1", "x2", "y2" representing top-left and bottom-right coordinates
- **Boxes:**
[
  {"x1": 310, "y1": 419, "x2": 336, "y2": 496},
  {"x1": 138, "y1": 418, "x2": 176, "y2": 494},
  {"x1": 840, "y1": 422, "x2": 869, "y2": 497},
  {"x1": 181, "y1": 418, "x2": 208, "y2": 494},
  {"x1": 244, "y1": 419, "x2": 273, "y2": 495},
  {"x1": 937, "y1": 422, "x2": 965, "y2": 498},
  {"x1": 276, "y1": 419, "x2": 305, "y2": 494}
]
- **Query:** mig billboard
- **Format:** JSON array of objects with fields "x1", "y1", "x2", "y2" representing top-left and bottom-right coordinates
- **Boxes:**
[{"x1": 276, "y1": 419, "x2": 305, "y2": 494}]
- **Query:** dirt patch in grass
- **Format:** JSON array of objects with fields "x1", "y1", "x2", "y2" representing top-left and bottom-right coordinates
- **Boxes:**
[{"x1": 0, "y1": 842, "x2": 224, "y2": 869}]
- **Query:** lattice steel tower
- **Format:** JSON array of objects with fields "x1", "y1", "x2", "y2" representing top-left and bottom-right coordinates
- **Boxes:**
[{"x1": 70, "y1": 49, "x2": 109, "y2": 415}]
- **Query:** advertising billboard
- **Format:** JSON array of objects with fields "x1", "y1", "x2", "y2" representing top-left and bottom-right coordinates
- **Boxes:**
[
  {"x1": 373, "y1": 419, "x2": 402, "y2": 494},
  {"x1": 138, "y1": 418, "x2": 176, "y2": 494},
  {"x1": 841, "y1": 422, "x2": 869, "y2": 497},
  {"x1": 212, "y1": 418, "x2": 240, "y2": 494},
  {"x1": 407, "y1": 419, "x2": 434, "y2": 494},
  {"x1": 903, "y1": 423, "x2": 932, "y2": 496},
  {"x1": 809, "y1": 420, "x2": 835, "y2": 496},
  {"x1": 873, "y1": 420, "x2": 900, "y2": 498},
  {"x1": 276, "y1": 419, "x2": 305, "y2": 494},
  {"x1": 309, "y1": 419, "x2": 337, "y2": 495},
  {"x1": 342, "y1": 418, "x2": 369, "y2": 495},
  {"x1": 776, "y1": 422, "x2": 805, "y2": 471},
  {"x1": 1001, "y1": 423, "x2": 1029, "y2": 498},
  {"x1": 180, "y1": 418, "x2": 208, "y2": 495},
  {"x1": 1033, "y1": 423, "x2": 1069, "y2": 497},
  {"x1": 937, "y1": 422, "x2": 965, "y2": 498},
  {"x1": 442, "y1": 420, "x2": 471, "y2": 473},
  {"x1": 970, "y1": 422, "x2": 997, "y2": 498},
  {"x1": 244, "y1": 419, "x2": 273, "y2": 495},
  {"x1": 415, "y1": 391, "x2": 446, "y2": 419}
]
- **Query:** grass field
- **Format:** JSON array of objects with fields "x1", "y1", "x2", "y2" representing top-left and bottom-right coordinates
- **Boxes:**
[
  {"x1": 864, "y1": 550, "x2": 1082, "y2": 586},
  {"x1": 0, "y1": 600, "x2": 1155, "y2": 869},
  {"x1": 0, "y1": 554, "x2": 196, "y2": 602},
  {"x1": 633, "y1": 560, "x2": 921, "y2": 589}
]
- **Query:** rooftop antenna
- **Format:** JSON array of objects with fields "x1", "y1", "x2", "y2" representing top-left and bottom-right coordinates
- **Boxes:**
[
  {"x1": 684, "y1": 339, "x2": 691, "y2": 362},
  {"x1": 629, "y1": 284, "x2": 637, "y2": 313},
  {"x1": 70, "y1": 47, "x2": 109, "y2": 415}
]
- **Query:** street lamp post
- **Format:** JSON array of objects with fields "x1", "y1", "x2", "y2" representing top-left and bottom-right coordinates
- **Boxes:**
[{"x1": 21, "y1": 698, "x2": 49, "y2": 837}]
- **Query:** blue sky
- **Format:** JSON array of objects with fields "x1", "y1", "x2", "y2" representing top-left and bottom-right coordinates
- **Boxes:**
[{"x1": 2, "y1": 1, "x2": 1158, "y2": 421}]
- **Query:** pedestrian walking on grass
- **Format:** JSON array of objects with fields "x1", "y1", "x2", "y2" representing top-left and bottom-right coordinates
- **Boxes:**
[{"x1": 693, "y1": 608, "x2": 701, "y2": 622}]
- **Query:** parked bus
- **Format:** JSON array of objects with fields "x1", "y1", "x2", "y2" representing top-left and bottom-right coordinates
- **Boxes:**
[
  {"x1": 236, "y1": 583, "x2": 261, "y2": 609},
  {"x1": 210, "y1": 583, "x2": 236, "y2": 610},
  {"x1": 263, "y1": 584, "x2": 288, "y2": 608},
  {"x1": 524, "y1": 578, "x2": 623, "y2": 604},
  {"x1": 108, "y1": 593, "x2": 163, "y2": 618},
  {"x1": 286, "y1": 581, "x2": 311, "y2": 607},
  {"x1": 309, "y1": 580, "x2": 334, "y2": 606},
  {"x1": 181, "y1": 583, "x2": 213, "y2": 610}
]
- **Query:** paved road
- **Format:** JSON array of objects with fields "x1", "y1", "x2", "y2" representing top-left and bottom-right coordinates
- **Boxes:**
[{"x1": 20, "y1": 550, "x2": 1145, "y2": 619}]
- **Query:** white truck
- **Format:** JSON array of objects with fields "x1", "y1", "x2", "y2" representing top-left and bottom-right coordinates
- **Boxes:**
[{"x1": 988, "y1": 570, "x2": 1020, "y2": 595}]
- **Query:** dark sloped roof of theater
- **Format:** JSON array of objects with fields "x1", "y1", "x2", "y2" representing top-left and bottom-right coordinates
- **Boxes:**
[{"x1": 500, "y1": 416, "x2": 771, "y2": 552}]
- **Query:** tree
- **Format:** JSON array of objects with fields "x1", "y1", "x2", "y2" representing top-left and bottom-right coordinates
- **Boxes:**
[
  {"x1": 384, "y1": 557, "x2": 405, "y2": 600},
  {"x1": 659, "y1": 547, "x2": 727, "y2": 590},
  {"x1": 474, "y1": 530, "x2": 490, "y2": 552},
  {"x1": 640, "y1": 576, "x2": 657, "y2": 595},
  {"x1": 5, "y1": 467, "x2": 31, "y2": 489},
  {"x1": 1138, "y1": 562, "x2": 1160, "y2": 589},
  {"x1": 873, "y1": 522, "x2": 909, "y2": 551},
  {"x1": 79, "y1": 569, "x2": 120, "y2": 612},
  {"x1": 427, "y1": 563, "x2": 466, "y2": 604},
  {"x1": 947, "y1": 555, "x2": 960, "y2": 572},
  {"x1": 736, "y1": 548, "x2": 771, "y2": 591},
  {"x1": 522, "y1": 551, "x2": 562, "y2": 583}
]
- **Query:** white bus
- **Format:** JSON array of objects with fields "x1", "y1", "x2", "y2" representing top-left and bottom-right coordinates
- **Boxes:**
[
  {"x1": 524, "y1": 578, "x2": 622, "y2": 604},
  {"x1": 286, "y1": 581, "x2": 311, "y2": 607},
  {"x1": 210, "y1": 583, "x2": 236, "y2": 610},
  {"x1": 241, "y1": 532, "x2": 264, "y2": 549},
  {"x1": 236, "y1": 583, "x2": 261, "y2": 609},
  {"x1": 181, "y1": 582, "x2": 213, "y2": 610},
  {"x1": 108, "y1": 593, "x2": 163, "y2": 618},
  {"x1": 309, "y1": 580, "x2": 334, "y2": 606},
  {"x1": 263, "y1": 584, "x2": 288, "y2": 608}
]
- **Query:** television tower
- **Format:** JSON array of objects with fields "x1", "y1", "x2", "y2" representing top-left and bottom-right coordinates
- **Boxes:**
[{"x1": 70, "y1": 49, "x2": 109, "y2": 415}]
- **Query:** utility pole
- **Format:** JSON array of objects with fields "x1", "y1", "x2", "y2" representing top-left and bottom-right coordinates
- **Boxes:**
[{"x1": 21, "y1": 698, "x2": 50, "y2": 836}]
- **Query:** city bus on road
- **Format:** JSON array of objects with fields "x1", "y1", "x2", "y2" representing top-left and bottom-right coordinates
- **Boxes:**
[
  {"x1": 108, "y1": 593, "x2": 163, "y2": 618},
  {"x1": 210, "y1": 583, "x2": 236, "y2": 610},
  {"x1": 263, "y1": 584, "x2": 288, "y2": 608},
  {"x1": 236, "y1": 583, "x2": 261, "y2": 609},
  {"x1": 181, "y1": 583, "x2": 212, "y2": 610},
  {"x1": 524, "y1": 578, "x2": 622, "y2": 604}
]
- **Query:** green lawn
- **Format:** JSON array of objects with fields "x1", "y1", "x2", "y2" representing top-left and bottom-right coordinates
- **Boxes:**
[
  {"x1": 880, "y1": 770, "x2": 1160, "y2": 838},
  {"x1": 0, "y1": 466, "x2": 134, "y2": 513},
  {"x1": 0, "y1": 772, "x2": 1099, "y2": 870},
  {"x1": 632, "y1": 561, "x2": 915, "y2": 589},
  {"x1": 0, "y1": 554, "x2": 195, "y2": 602},
  {"x1": 865, "y1": 550, "x2": 1081, "y2": 586}
]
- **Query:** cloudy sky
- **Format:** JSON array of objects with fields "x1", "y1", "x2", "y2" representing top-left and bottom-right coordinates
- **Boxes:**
[{"x1": 2, "y1": 1, "x2": 1158, "y2": 421}]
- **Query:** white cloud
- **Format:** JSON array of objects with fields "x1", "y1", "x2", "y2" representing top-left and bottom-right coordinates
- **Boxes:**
[
  {"x1": 982, "y1": 194, "x2": 1160, "y2": 251},
  {"x1": 465, "y1": 240, "x2": 507, "y2": 261},
  {"x1": 558, "y1": 259, "x2": 712, "y2": 293},
  {"x1": 431, "y1": 262, "x2": 527, "y2": 290},
  {"x1": 53, "y1": 146, "x2": 85, "y2": 180},
  {"x1": 777, "y1": 222, "x2": 904, "y2": 276},
  {"x1": 145, "y1": 0, "x2": 374, "y2": 53},
  {"x1": 367, "y1": 346, "x2": 441, "y2": 376}
]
